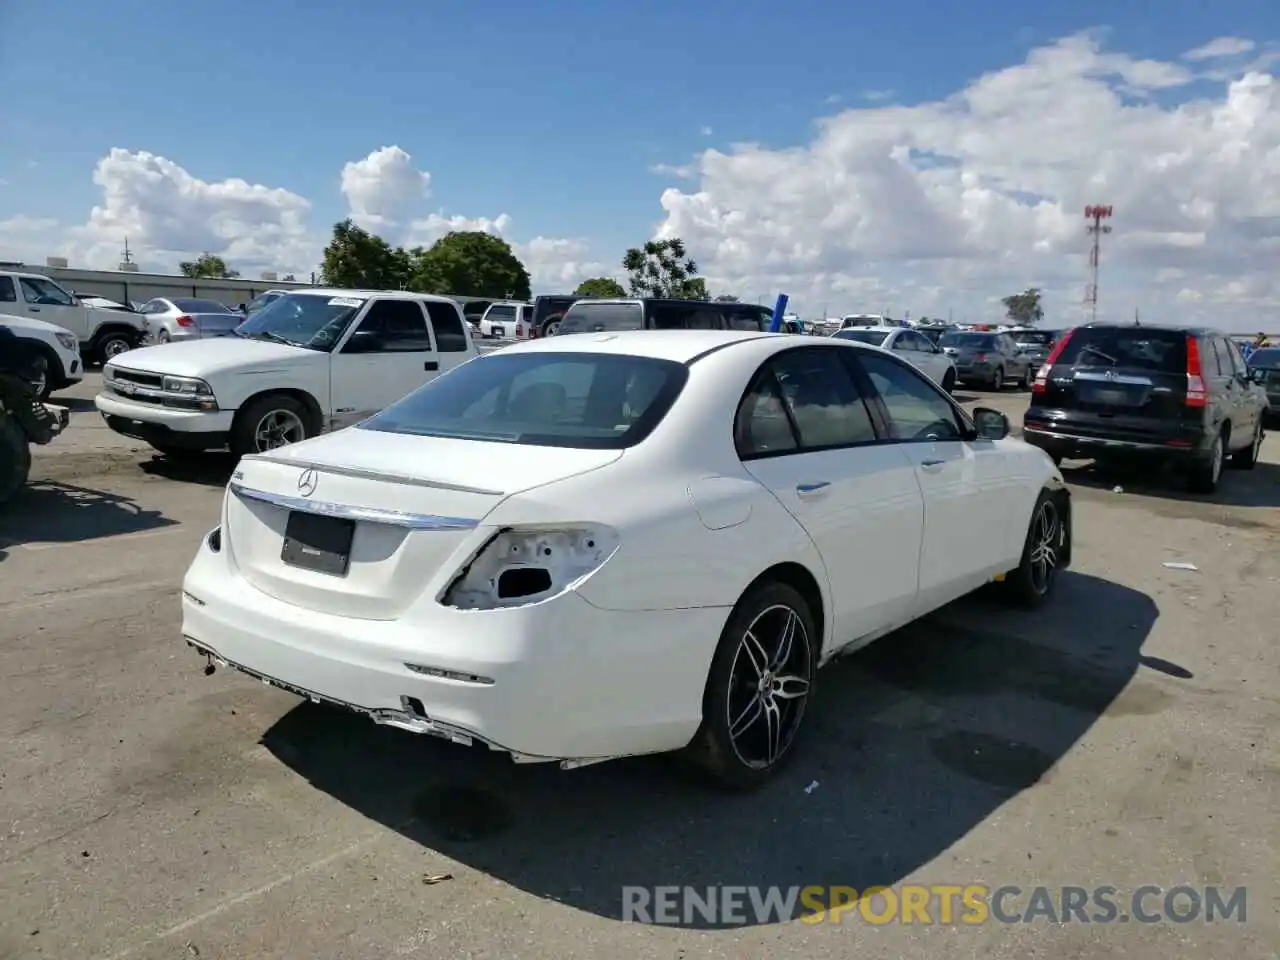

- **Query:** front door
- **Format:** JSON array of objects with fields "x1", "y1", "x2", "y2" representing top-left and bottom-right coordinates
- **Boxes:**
[
  {"x1": 329, "y1": 298, "x2": 440, "y2": 429},
  {"x1": 854, "y1": 350, "x2": 1016, "y2": 613},
  {"x1": 17, "y1": 275, "x2": 89, "y2": 340},
  {"x1": 737, "y1": 346, "x2": 924, "y2": 647}
]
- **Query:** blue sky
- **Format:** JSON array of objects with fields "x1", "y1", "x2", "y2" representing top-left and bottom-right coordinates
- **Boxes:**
[
  {"x1": 1, "y1": 2, "x2": 1278, "y2": 325},
  {"x1": 2, "y1": 0, "x2": 1274, "y2": 255}
]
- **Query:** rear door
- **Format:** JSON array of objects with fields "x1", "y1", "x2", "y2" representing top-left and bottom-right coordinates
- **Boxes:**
[
  {"x1": 480, "y1": 303, "x2": 516, "y2": 338},
  {"x1": 422, "y1": 300, "x2": 474, "y2": 373},
  {"x1": 1215, "y1": 336, "x2": 1260, "y2": 446},
  {"x1": 1040, "y1": 326, "x2": 1194, "y2": 443}
]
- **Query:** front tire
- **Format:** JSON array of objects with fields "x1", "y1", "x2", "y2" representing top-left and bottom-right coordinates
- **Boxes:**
[
  {"x1": 0, "y1": 415, "x2": 31, "y2": 507},
  {"x1": 231, "y1": 395, "x2": 311, "y2": 457},
  {"x1": 1229, "y1": 420, "x2": 1263, "y2": 469},
  {"x1": 942, "y1": 369, "x2": 957, "y2": 394},
  {"x1": 683, "y1": 581, "x2": 816, "y2": 789},
  {"x1": 93, "y1": 331, "x2": 134, "y2": 364},
  {"x1": 990, "y1": 367, "x2": 1004, "y2": 391},
  {"x1": 997, "y1": 490, "x2": 1068, "y2": 608}
]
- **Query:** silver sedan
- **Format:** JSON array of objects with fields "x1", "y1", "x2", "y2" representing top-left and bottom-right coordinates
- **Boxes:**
[{"x1": 138, "y1": 297, "x2": 242, "y2": 344}]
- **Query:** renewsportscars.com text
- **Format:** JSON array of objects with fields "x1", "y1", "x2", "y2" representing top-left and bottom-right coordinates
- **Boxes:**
[{"x1": 622, "y1": 884, "x2": 1247, "y2": 926}]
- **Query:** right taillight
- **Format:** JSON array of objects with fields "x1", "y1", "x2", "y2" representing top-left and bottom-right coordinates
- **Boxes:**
[
  {"x1": 175, "y1": 315, "x2": 195, "y2": 328},
  {"x1": 1185, "y1": 335, "x2": 1207, "y2": 407},
  {"x1": 1032, "y1": 327, "x2": 1075, "y2": 394}
]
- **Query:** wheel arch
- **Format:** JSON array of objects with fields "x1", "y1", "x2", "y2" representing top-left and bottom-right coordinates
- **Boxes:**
[
  {"x1": 740, "y1": 561, "x2": 827, "y2": 657},
  {"x1": 231, "y1": 388, "x2": 324, "y2": 438}
]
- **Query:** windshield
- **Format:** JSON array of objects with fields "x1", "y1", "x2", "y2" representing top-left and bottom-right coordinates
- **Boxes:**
[
  {"x1": 557, "y1": 301, "x2": 644, "y2": 334},
  {"x1": 172, "y1": 298, "x2": 232, "y2": 313},
  {"x1": 235, "y1": 293, "x2": 364, "y2": 350},
  {"x1": 360, "y1": 352, "x2": 688, "y2": 449},
  {"x1": 939, "y1": 332, "x2": 996, "y2": 349},
  {"x1": 246, "y1": 292, "x2": 282, "y2": 314},
  {"x1": 833, "y1": 329, "x2": 890, "y2": 346},
  {"x1": 1054, "y1": 327, "x2": 1188, "y2": 373}
]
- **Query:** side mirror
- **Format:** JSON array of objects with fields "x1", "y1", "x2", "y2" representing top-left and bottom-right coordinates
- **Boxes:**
[
  {"x1": 1249, "y1": 368, "x2": 1268, "y2": 384},
  {"x1": 343, "y1": 329, "x2": 381, "y2": 353},
  {"x1": 972, "y1": 406, "x2": 1010, "y2": 440}
]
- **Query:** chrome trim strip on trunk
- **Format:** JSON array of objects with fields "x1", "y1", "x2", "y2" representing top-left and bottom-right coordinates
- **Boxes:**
[
  {"x1": 228, "y1": 481, "x2": 479, "y2": 529},
  {"x1": 238, "y1": 455, "x2": 505, "y2": 496}
]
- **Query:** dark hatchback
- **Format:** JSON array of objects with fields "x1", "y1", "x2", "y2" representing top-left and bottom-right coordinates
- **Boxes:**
[
  {"x1": 1245, "y1": 346, "x2": 1280, "y2": 424},
  {"x1": 1023, "y1": 323, "x2": 1268, "y2": 493},
  {"x1": 1011, "y1": 328, "x2": 1063, "y2": 366}
]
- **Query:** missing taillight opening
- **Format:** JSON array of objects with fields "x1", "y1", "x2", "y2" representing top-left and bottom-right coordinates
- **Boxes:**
[{"x1": 497, "y1": 567, "x2": 553, "y2": 599}]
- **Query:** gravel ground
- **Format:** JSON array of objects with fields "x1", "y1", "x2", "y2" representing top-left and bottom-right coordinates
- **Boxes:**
[{"x1": 1, "y1": 373, "x2": 1277, "y2": 959}]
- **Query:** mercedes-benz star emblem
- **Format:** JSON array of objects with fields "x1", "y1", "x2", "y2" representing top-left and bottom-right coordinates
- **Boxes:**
[{"x1": 297, "y1": 468, "x2": 318, "y2": 497}]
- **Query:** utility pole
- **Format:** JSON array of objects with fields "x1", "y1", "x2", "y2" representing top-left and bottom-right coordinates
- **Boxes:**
[{"x1": 1084, "y1": 204, "x2": 1113, "y2": 323}]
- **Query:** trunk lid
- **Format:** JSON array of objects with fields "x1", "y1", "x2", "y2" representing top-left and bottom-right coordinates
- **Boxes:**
[
  {"x1": 1038, "y1": 327, "x2": 1193, "y2": 439},
  {"x1": 223, "y1": 428, "x2": 622, "y2": 620}
]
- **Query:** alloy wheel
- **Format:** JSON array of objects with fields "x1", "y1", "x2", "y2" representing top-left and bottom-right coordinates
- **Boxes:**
[
  {"x1": 103, "y1": 337, "x2": 131, "y2": 359},
  {"x1": 1028, "y1": 499, "x2": 1060, "y2": 595},
  {"x1": 253, "y1": 409, "x2": 306, "y2": 451},
  {"x1": 726, "y1": 604, "x2": 812, "y2": 770},
  {"x1": 1210, "y1": 436, "x2": 1223, "y2": 485}
]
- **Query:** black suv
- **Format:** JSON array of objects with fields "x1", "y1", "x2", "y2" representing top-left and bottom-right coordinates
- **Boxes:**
[
  {"x1": 555, "y1": 298, "x2": 773, "y2": 335},
  {"x1": 530, "y1": 295, "x2": 582, "y2": 337},
  {"x1": 1023, "y1": 323, "x2": 1269, "y2": 493}
]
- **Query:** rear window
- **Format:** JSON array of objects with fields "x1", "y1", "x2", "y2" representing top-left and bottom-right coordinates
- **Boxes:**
[
  {"x1": 557, "y1": 301, "x2": 644, "y2": 335},
  {"x1": 939, "y1": 332, "x2": 996, "y2": 349},
  {"x1": 1014, "y1": 330, "x2": 1056, "y2": 346},
  {"x1": 173, "y1": 298, "x2": 232, "y2": 313},
  {"x1": 833, "y1": 330, "x2": 889, "y2": 346},
  {"x1": 360, "y1": 351, "x2": 688, "y2": 449},
  {"x1": 1248, "y1": 347, "x2": 1280, "y2": 367},
  {"x1": 1054, "y1": 327, "x2": 1188, "y2": 374}
]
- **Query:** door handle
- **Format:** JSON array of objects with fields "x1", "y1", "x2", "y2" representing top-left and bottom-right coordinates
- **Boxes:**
[
  {"x1": 27, "y1": 306, "x2": 40, "y2": 312},
  {"x1": 423, "y1": 360, "x2": 439, "y2": 371},
  {"x1": 920, "y1": 458, "x2": 946, "y2": 469},
  {"x1": 795, "y1": 481, "x2": 831, "y2": 495}
]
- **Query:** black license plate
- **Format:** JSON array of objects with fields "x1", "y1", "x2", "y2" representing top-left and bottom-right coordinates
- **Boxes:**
[
  {"x1": 492, "y1": 325, "x2": 504, "y2": 337},
  {"x1": 281, "y1": 511, "x2": 355, "y2": 576},
  {"x1": 1082, "y1": 386, "x2": 1132, "y2": 406}
]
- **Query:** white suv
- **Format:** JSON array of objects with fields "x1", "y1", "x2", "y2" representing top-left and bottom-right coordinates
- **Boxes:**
[
  {"x1": 94, "y1": 288, "x2": 478, "y2": 458},
  {"x1": 0, "y1": 313, "x2": 84, "y2": 399}
]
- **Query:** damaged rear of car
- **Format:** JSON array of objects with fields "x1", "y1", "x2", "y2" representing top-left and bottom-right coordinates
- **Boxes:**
[{"x1": 0, "y1": 341, "x2": 71, "y2": 505}]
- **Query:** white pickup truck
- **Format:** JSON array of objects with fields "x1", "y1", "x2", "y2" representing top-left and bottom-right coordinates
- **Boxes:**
[
  {"x1": 0, "y1": 268, "x2": 146, "y2": 363},
  {"x1": 94, "y1": 288, "x2": 479, "y2": 458}
]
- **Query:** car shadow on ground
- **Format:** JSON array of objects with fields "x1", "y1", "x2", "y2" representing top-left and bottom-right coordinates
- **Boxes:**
[
  {"x1": 138, "y1": 453, "x2": 238, "y2": 487},
  {"x1": 261, "y1": 571, "x2": 1172, "y2": 928},
  {"x1": 0, "y1": 479, "x2": 175, "y2": 561},
  {"x1": 1061, "y1": 459, "x2": 1280, "y2": 508}
]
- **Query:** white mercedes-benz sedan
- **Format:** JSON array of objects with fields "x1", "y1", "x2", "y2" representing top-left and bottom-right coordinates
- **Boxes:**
[{"x1": 182, "y1": 329, "x2": 1072, "y2": 788}]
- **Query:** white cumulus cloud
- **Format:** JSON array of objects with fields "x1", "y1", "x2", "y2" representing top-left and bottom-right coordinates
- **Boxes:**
[
  {"x1": 653, "y1": 31, "x2": 1280, "y2": 328},
  {"x1": 340, "y1": 146, "x2": 431, "y2": 242}
]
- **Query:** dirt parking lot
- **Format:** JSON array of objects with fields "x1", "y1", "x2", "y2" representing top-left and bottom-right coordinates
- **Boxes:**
[{"x1": 2, "y1": 374, "x2": 1278, "y2": 959}]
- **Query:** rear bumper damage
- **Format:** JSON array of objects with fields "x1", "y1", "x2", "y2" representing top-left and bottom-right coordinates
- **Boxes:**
[{"x1": 180, "y1": 534, "x2": 725, "y2": 766}]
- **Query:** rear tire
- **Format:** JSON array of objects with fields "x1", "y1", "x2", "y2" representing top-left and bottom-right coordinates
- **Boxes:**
[
  {"x1": 942, "y1": 369, "x2": 957, "y2": 394},
  {"x1": 682, "y1": 580, "x2": 816, "y2": 790},
  {"x1": 1188, "y1": 432, "x2": 1224, "y2": 493},
  {"x1": 1229, "y1": 420, "x2": 1263, "y2": 470},
  {"x1": 0, "y1": 415, "x2": 31, "y2": 507},
  {"x1": 1019, "y1": 366, "x2": 1032, "y2": 390},
  {"x1": 997, "y1": 490, "x2": 1068, "y2": 608},
  {"x1": 990, "y1": 367, "x2": 1004, "y2": 391}
]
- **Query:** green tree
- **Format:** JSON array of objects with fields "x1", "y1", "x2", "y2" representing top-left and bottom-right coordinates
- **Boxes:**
[
  {"x1": 321, "y1": 219, "x2": 412, "y2": 289},
  {"x1": 680, "y1": 277, "x2": 710, "y2": 300},
  {"x1": 411, "y1": 231, "x2": 531, "y2": 300},
  {"x1": 179, "y1": 253, "x2": 239, "y2": 279},
  {"x1": 1001, "y1": 288, "x2": 1044, "y2": 325},
  {"x1": 622, "y1": 238, "x2": 704, "y2": 299},
  {"x1": 281, "y1": 274, "x2": 297, "y2": 282},
  {"x1": 574, "y1": 276, "x2": 626, "y2": 298}
]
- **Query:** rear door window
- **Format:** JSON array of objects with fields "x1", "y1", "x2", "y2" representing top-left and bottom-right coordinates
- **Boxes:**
[
  {"x1": 558, "y1": 301, "x2": 644, "y2": 334},
  {"x1": 1053, "y1": 327, "x2": 1187, "y2": 373},
  {"x1": 425, "y1": 300, "x2": 469, "y2": 352},
  {"x1": 0, "y1": 277, "x2": 16, "y2": 303}
]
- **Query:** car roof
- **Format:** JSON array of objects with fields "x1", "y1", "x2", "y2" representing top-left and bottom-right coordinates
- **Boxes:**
[
  {"x1": 288, "y1": 287, "x2": 458, "y2": 304},
  {"x1": 837, "y1": 326, "x2": 894, "y2": 333},
  {"x1": 495, "y1": 329, "x2": 882, "y2": 364},
  {"x1": 1077, "y1": 322, "x2": 1219, "y2": 336}
]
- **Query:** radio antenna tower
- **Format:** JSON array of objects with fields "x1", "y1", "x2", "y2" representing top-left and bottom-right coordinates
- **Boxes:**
[
  {"x1": 121, "y1": 237, "x2": 134, "y2": 265},
  {"x1": 1084, "y1": 205, "x2": 1113, "y2": 323}
]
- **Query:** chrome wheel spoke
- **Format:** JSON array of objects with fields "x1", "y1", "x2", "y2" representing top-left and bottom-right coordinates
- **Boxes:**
[
  {"x1": 772, "y1": 610, "x2": 798, "y2": 670},
  {"x1": 773, "y1": 675, "x2": 809, "y2": 700},
  {"x1": 740, "y1": 631, "x2": 768, "y2": 680},
  {"x1": 762, "y1": 699, "x2": 783, "y2": 765},
  {"x1": 729, "y1": 696, "x2": 763, "y2": 739}
]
